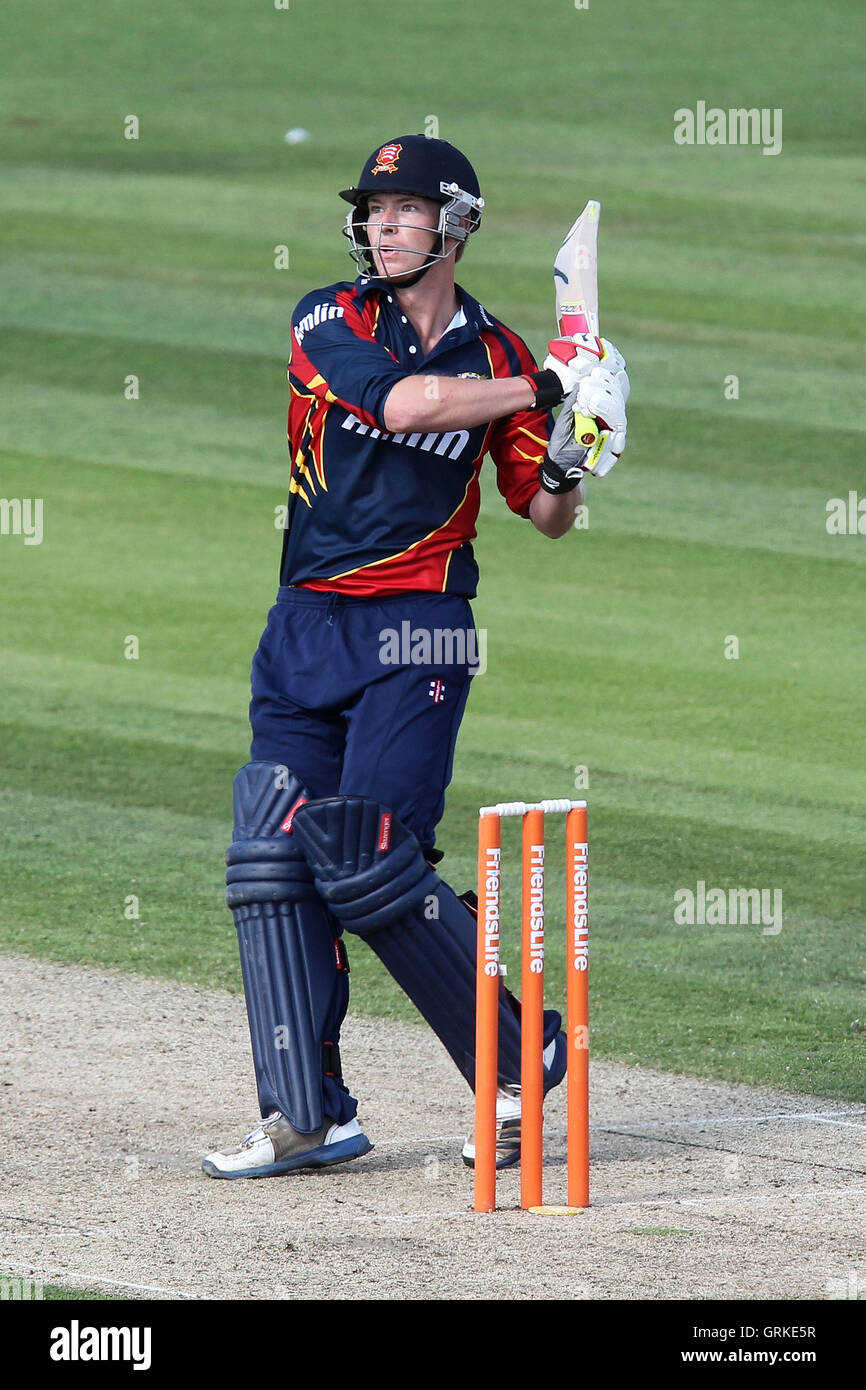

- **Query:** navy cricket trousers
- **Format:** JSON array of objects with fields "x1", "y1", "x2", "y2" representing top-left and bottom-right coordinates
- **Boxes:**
[{"x1": 249, "y1": 587, "x2": 478, "y2": 853}]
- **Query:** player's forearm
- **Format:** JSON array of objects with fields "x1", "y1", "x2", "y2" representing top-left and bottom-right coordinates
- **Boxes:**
[
  {"x1": 529, "y1": 481, "x2": 585, "y2": 538},
  {"x1": 383, "y1": 373, "x2": 537, "y2": 433}
]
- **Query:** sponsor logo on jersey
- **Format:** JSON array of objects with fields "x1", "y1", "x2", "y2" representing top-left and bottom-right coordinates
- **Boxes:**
[
  {"x1": 371, "y1": 142, "x2": 402, "y2": 175},
  {"x1": 294, "y1": 302, "x2": 345, "y2": 345},
  {"x1": 456, "y1": 371, "x2": 489, "y2": 380},
  {"x1": 340, "y1": 411, "x2": 470, "y2": 461}
]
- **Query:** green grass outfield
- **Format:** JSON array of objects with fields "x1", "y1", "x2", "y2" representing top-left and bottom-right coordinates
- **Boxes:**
[{"x1": 1, "y1": 0, "x2": 864, "y2": 1101}]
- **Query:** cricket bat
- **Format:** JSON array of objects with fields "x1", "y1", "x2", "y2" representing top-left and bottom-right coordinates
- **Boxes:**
[{"x1": 553, "y1": 199, "x2": 602, "y2": 449}]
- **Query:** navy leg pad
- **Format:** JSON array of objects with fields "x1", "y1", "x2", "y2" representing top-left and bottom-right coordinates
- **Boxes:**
[
  {"x1": 291, "y1": 796, "x2": 528, "y2": 1090},
  {"x1": 289, "y1": 797, "x2": 437, "y2": 930},
  {"x1": 227, "y1": 763, "x2": 352, "y2": 1133}
]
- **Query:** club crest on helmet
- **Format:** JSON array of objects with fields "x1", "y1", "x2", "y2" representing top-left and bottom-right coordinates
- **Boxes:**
[{"x1": 371, "y1": 143, "x2": 403, "y2": 175}]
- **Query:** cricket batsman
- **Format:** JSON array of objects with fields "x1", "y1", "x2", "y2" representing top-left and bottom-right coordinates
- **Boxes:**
[{"x1": 203, "y1": 135, "x2": 629, "y2": 1179}]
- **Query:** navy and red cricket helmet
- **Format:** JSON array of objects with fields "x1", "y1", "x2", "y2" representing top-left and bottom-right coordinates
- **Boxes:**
[{"x1": 340, "y1": 135, "x2": 485, "y2": 283}]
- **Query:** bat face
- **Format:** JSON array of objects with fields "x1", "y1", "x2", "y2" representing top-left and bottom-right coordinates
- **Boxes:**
[{"x1": 554, "y1": 199, "x2": 600, "y2": 339}]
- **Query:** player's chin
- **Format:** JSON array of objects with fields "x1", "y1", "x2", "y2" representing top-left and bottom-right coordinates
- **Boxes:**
[{"x1": 373, "y1": 252, "x2": 423, "y2": 281}]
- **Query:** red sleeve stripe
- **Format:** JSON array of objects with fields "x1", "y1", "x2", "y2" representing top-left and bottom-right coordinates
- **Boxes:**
[
  {"x1": 289, "y1": 335, "x2": 381, "y2": 430},
  {"x1": 335, "y1": 287, "x2": 397, "y2": 362}
]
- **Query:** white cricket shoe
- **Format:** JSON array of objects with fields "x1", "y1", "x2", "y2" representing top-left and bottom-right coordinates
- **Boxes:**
[
  {"x1": 202, "y1": 1111, "x2": 373, "y2": 1179},
  {"x1": 462, "y1": 1040, "x2": 560, "y2": 1169},
  {"x1": 461, "y1": 1085, "x2": 522, "y2": 1170}
]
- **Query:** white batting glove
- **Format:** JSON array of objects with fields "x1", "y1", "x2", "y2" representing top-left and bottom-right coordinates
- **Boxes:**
[
  {"x1": 543, "y1": 336, "x2": 629, "y2": 400},
  {"x1": 573, "y1": 368, "x2": 628, "y2": 477},
  {"x1": 540, "y1": 385, "x2": 592, "y2": 487}
]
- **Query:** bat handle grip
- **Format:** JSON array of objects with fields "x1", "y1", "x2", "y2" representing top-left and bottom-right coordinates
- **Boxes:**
[{"x1": 573, "y1": 413, "x2": 599, "y2": 448}]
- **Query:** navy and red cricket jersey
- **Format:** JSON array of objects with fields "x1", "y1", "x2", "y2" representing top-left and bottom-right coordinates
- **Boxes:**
[{"x1": 282, "y1": 275, "x2": 553, "y2": 597}]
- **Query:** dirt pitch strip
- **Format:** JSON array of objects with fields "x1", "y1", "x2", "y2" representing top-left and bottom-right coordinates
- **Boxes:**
[{"x1": 1, "y1": 953, "x2": 864, "y2": 1302}]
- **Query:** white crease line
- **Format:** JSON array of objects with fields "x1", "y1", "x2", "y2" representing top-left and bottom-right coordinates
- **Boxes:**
[
  {"x1": 808, "y1": 1117, "x2": 866, "y2": 1131},
  {"x1": 370, "y1": 1134, "x2": 465, "y2": 1148},
  {"x1": 597, "y1": 1110, "x2": 866, "y2": 1132},
  {"x1": 379, "y1": 1112, "x2": 866, "y2": 1149},
  {"x1": 0, "y1": 1258, "x2": 201, "y2": 1299}
]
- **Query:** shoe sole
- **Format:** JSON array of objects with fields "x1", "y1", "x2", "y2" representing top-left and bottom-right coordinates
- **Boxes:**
[
  {"x1": 461, "y1": 1150, "x2": 521, "y2": 1171},
  {"x1": 202, "y1": 1135, "x2": 373, "y2": 1180}
]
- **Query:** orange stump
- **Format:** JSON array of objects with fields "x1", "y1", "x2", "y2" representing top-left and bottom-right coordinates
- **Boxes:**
[
  {"x1": 474, "y1": 812, "x2": 501, "y2": 1213},
  {"x1": 474, "y1": 799, "x2": 589, "y2": 1214},
  {"x1": 520, "y1": 809, "x2": 546, "y2": 1209},
  {"x1": 566, "y1": 805, "x2": 590, "y2": 1208}
]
